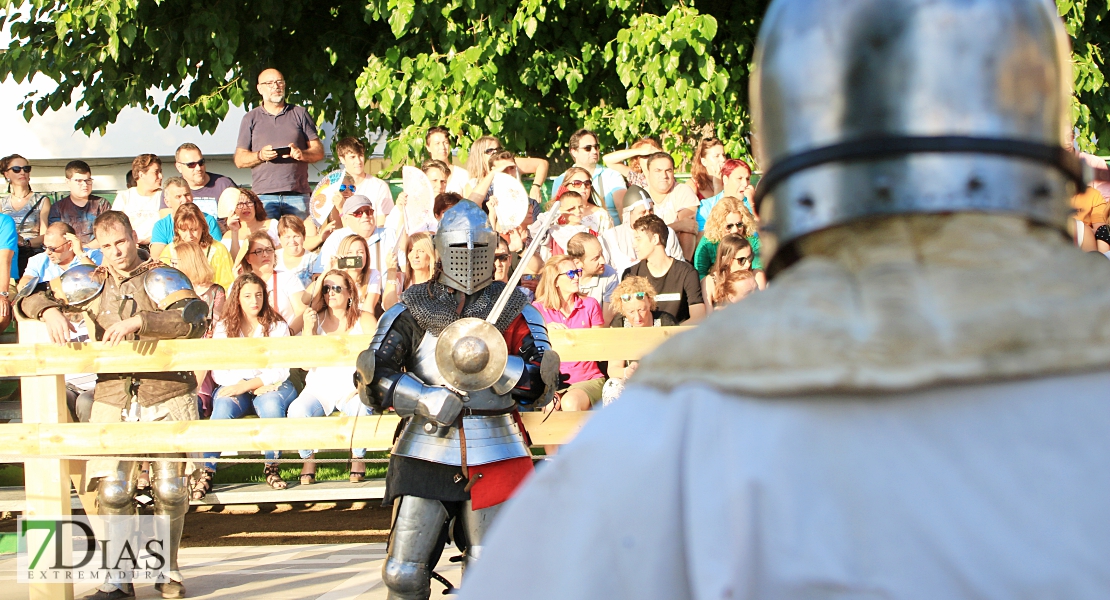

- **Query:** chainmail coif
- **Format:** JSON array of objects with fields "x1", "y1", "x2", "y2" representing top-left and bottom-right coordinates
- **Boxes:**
[{"x1": 401, "y1": 281, "x2": 529, "y2": 336}]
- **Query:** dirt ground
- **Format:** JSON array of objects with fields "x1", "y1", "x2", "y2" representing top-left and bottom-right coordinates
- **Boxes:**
[{"x1": 1, "y1": 502, "x2": 396, "y2": 547}]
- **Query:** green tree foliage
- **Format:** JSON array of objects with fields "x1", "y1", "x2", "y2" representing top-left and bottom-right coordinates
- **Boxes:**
[
  {"x1": 1059, "y1": 0, "x2": 1109, "y2": 153},
  {"x1": 0, "y1": 0, "x2": 1107, "y2": 172}
]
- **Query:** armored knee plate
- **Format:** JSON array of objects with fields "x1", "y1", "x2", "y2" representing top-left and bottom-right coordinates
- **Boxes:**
[
  {"x1": 383, "y1": 497, "x2": 449, "y2": 600},
  {"x1": 97, "y1": 463, "x2": 139, "y2": 515}
]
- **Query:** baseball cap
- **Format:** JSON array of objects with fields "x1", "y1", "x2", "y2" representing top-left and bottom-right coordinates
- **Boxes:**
[{"x1": 342, "y1": 194, "x2": 375, "y2": 216}]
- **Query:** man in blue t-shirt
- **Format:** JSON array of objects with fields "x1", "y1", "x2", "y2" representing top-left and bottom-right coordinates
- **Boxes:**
[
  {"x1": 149, "y1": 177, "x2": 222, "y2": 260},
  {"x1": 17, "y1": 222, "x2": 102, "y2": 290},
  {"x1": 0, "y1": 212, "x2": 18, "y2": 331}
]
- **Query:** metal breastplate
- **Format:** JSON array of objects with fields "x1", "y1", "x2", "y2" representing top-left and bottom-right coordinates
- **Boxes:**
[
  {"x1": 410, "y1": 331, "x2": 516, "y2": 411},
  {"x1": 395, "y1": 332, "x2": 528, "y2": 466}
]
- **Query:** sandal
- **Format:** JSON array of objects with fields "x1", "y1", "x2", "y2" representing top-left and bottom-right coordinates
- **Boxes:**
[
  {"x1": 349, "y1": 459, "x2": 366, "y2": 483},
  {"x1": 263, "y1": 464, "x2": 287, "y2": 490},
  {"x1": 191, "y1": 470, "x2": 214, "y2": 501},
  {"x1": 300, "y1": 458, "x2": 316, "y2": 486}
]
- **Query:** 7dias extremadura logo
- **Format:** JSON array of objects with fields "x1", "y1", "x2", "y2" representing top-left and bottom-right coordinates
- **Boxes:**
[{"x1": 17, "y1": 515, "x2": 172, "y2": 583}]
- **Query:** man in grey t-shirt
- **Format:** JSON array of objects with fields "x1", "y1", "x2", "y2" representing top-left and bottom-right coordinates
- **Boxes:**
[{"x1": 233, "y1": 68, "x2": 324, "y2": 220}]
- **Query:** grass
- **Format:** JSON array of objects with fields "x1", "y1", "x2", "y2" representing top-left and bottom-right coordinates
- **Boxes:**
[{"x1": 211, "y1": 451, "x2": 390, "y2": 484}]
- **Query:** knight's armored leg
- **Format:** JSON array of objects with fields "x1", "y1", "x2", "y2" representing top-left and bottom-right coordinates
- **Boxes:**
[
  {"x1": 151, "y1": 457, "x2": 188, "y2": 579},
  {"x1": 382, "y1": 496, "x2": 450, "y2": 600},
  {"x1": 94, "y1": 461, "x2": 139, "y2": 596},
  {"x1": 459, "y1": 500, "x2": 501, "y2": 575}
]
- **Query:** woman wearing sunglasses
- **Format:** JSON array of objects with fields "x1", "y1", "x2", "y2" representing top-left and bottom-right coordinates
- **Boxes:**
[
  {"x1": 0, "y1": 154, "x2": 50, "y2": 274},
  {"x1": 552, "y1": 167, "x2": 613, "y2": 233},
  {"x1": 221, "y1": 188, "x2": 280, "y2": 261},
  {"x1": 532, "y1": 254, "x2": 607, "y2": 411},
  {"x1": 289, "y1": 269, "x2": 377, "y2": 484},
  {"x1": 693, "y1": 196, "x2": 764, "y2": 287},
  {"x1": 702, "y1": 234, "x2": 757, "y2": 315},
  {"x1": 603, "y1": 276, "x2": 677, "y2": 405}
]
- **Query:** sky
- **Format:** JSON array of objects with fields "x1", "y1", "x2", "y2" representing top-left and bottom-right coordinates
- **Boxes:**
[{"x1": 0, "y1": 74, "x2": 247, "y2": 160}]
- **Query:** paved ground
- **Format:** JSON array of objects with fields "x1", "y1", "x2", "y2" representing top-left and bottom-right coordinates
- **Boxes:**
[{"x1": 0, "y1": 542, "x2": 465, "y2": 599}]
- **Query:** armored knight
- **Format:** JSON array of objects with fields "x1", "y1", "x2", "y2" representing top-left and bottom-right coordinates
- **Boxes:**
[
  {"x1": 17, "y1": 211, "x2": 208, "y2": 600},
  {"x1": 458, "y1": 0, "x2": 1110, "y2": 598},
  {"x1": 355, "y1": 200, "x2": 559, "y2": 599}
]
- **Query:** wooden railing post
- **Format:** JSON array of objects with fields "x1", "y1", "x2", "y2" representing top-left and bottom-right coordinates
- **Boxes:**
[{"x1": 18, "y1": 318, "x2": 74, "y2": 600}]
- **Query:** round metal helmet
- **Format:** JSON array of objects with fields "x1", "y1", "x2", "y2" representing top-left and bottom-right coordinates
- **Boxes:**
[
  {"x1": 434, "y1": 200, "x2": 498, "y2": 295},
  {"x1": 48, "y1": 264, "x2": 105, "y2": 307},
  {"x1": 751, "y1": 0, "x2": 1078, "y2": 273},
  {"x1": 144, "y1": 265, "x2": 199, "y2": 310}
]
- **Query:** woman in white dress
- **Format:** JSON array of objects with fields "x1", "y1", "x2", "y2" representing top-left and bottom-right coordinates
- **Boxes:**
[{"x1": 288, "y1": 269, "x2": 377, "y2": 484}]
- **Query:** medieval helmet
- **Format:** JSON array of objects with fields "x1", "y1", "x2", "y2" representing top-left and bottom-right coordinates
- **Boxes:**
[
  {"x1": 434, "y1": 200, "x2": 498, "y2": 294},
  {"x1": 751, "y1": 0, "x2": 1081, "y2": 274}
]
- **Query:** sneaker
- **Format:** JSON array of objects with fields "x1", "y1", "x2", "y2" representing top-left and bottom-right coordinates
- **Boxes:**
[{"x1": 155, "y1": 579, "x2": 186, "y2": 599}]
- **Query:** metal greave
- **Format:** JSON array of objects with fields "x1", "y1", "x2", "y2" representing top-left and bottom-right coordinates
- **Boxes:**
[
  {"x1": 382, "y1": 496, "x2": 449, "y2": 600},
  {"x1": 460, "y1": 500, "x2": 501, "y2": 576},
  {"x1": 151, "y1": 456, "x2": 188, "y2": 576}
]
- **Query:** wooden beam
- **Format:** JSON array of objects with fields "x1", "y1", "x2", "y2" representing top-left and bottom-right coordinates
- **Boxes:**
[
  {"x1": 0, "y1": 334, "x2": 377, "y2": 376},
  {"x1": 0, "y1": 412, "x2": 592, "y2": 456},
  {"x1": 0, "y1": 326, "x2": 691, "y2": 377},
  {"x1": 548, "y1": 325, "x2": 692, "y2": 361}
]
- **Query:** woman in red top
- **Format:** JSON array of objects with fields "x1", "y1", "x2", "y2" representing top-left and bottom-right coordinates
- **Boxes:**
[{"x1": 532, "y1": 254, "x2": 606, "y2": 411}]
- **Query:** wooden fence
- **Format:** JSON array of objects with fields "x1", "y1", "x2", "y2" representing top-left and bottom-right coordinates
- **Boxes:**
[{"x1": 0, "y1": 318, "x2": 689, "y2": 600}]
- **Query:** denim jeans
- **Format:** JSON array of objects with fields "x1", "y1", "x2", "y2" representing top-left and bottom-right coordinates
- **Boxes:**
[
  {"x1": 287, "y1": 390, "x2": 372, "y2": 459},
  {"x1": 258, "y1": 193, "x2": 309, "y2": 220},
  {"x1": 204, "y1": 380, "x2": 297, "y2": 470}
]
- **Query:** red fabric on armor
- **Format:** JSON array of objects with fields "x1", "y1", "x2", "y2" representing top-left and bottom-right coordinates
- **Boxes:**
[
  {"x1": 502, "y1": 314, "x2": 530, "y2": 354},
  {"x1": 469, "y1": 456, "x2": 534, "y2": 510}
]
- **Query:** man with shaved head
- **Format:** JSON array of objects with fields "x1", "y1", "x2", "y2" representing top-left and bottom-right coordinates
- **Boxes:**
[{"x1": 234, "y1": 68, "x2": 325, "y2": 220}]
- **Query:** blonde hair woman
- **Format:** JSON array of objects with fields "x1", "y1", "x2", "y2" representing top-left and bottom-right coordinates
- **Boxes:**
[
  {"x1": 604, "y1": 275, "x2": 677, "y2": 404},
  {"x1": 290, "y1": 269, "x2": 376, "y2": 484},
  {"x1": 328, "y1": 234, "x2": 381, "y2": 319},
  {"x1": 532, "y1": 254, "x2": 606, "y2": 412},
  {"x1": 382, "y1": 232, "x2": 436, "y2": 310},
  {"x1": 692, "y1": 196, "x2": 764, "y2": 290}
]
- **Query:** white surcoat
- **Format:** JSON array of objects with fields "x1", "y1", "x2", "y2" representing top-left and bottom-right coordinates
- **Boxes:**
[{"x1": 458, "y1": 214, "x2": 1110, "y2": 599}]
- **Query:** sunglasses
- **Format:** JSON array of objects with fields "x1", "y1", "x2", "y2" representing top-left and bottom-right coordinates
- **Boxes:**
[
  {"x1": 484, "y1": 146, "x2": 504, "y2": 155},
  {"x1": 494, "y1": 253, "x2": 510, "y2": 262},
  {"x1": 339, "y1": 184, "x2": 356, "y2": 192},
  {"x1": 44, "y1": 241, "x2": 71, "y2": 254},
  {"x1": 725, "y1": 222, "x2": 742, "y2": 231},
  {"x1": 620, "y1": 292, "x2": 647, "y2": 302},
  {"x1": 562, "y1": 268, "x2": 584, "y2": 280},
  {"x1": 351, "y1": 208, "x2": 373, "y2": 217},
  {"x1": 566, "y1": 179, "x2": 593, "y2": 189},
  {"x1": 178, "y1": 159, "x2": 205, "y2": 169},
  {"x1": 6, "y1": 165, "x2": 31, "y2": 174},
  {"x1": 322, "y1": 284, "x2": 346, "y2": 295},
  {"x1": 576, "y1": 144, "x2": 599, "y2": 152},
  {"x1": 521, "y1": 274, "x2": 540, "y2": 281},
  {"x1": 735, "y1": 255, "x2": 752, "y2": 266}
]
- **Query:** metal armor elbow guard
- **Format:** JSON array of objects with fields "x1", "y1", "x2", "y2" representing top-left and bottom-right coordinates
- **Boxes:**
[{"x1": 166, "y1": 297, "x2": 210, "y2": 339}]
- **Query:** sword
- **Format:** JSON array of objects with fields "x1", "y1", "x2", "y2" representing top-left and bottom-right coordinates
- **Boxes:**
[{"x1": 485, "y1": 200, "x2": 561, "y2": 326}]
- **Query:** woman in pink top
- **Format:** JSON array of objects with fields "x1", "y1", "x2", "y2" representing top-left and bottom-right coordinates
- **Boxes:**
[{"x1": 532, "y1": 254, "x2": 606, "y2": 411}]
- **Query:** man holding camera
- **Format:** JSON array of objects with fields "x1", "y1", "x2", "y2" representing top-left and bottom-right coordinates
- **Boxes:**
[{"x1": 233, "y1": 67, "x2": 324, "y2": 220}]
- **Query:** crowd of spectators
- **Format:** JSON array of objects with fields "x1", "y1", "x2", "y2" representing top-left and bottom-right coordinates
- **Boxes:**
[{"x1": 32, "y1": 67, "x2": 1110, "y2": 491}]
